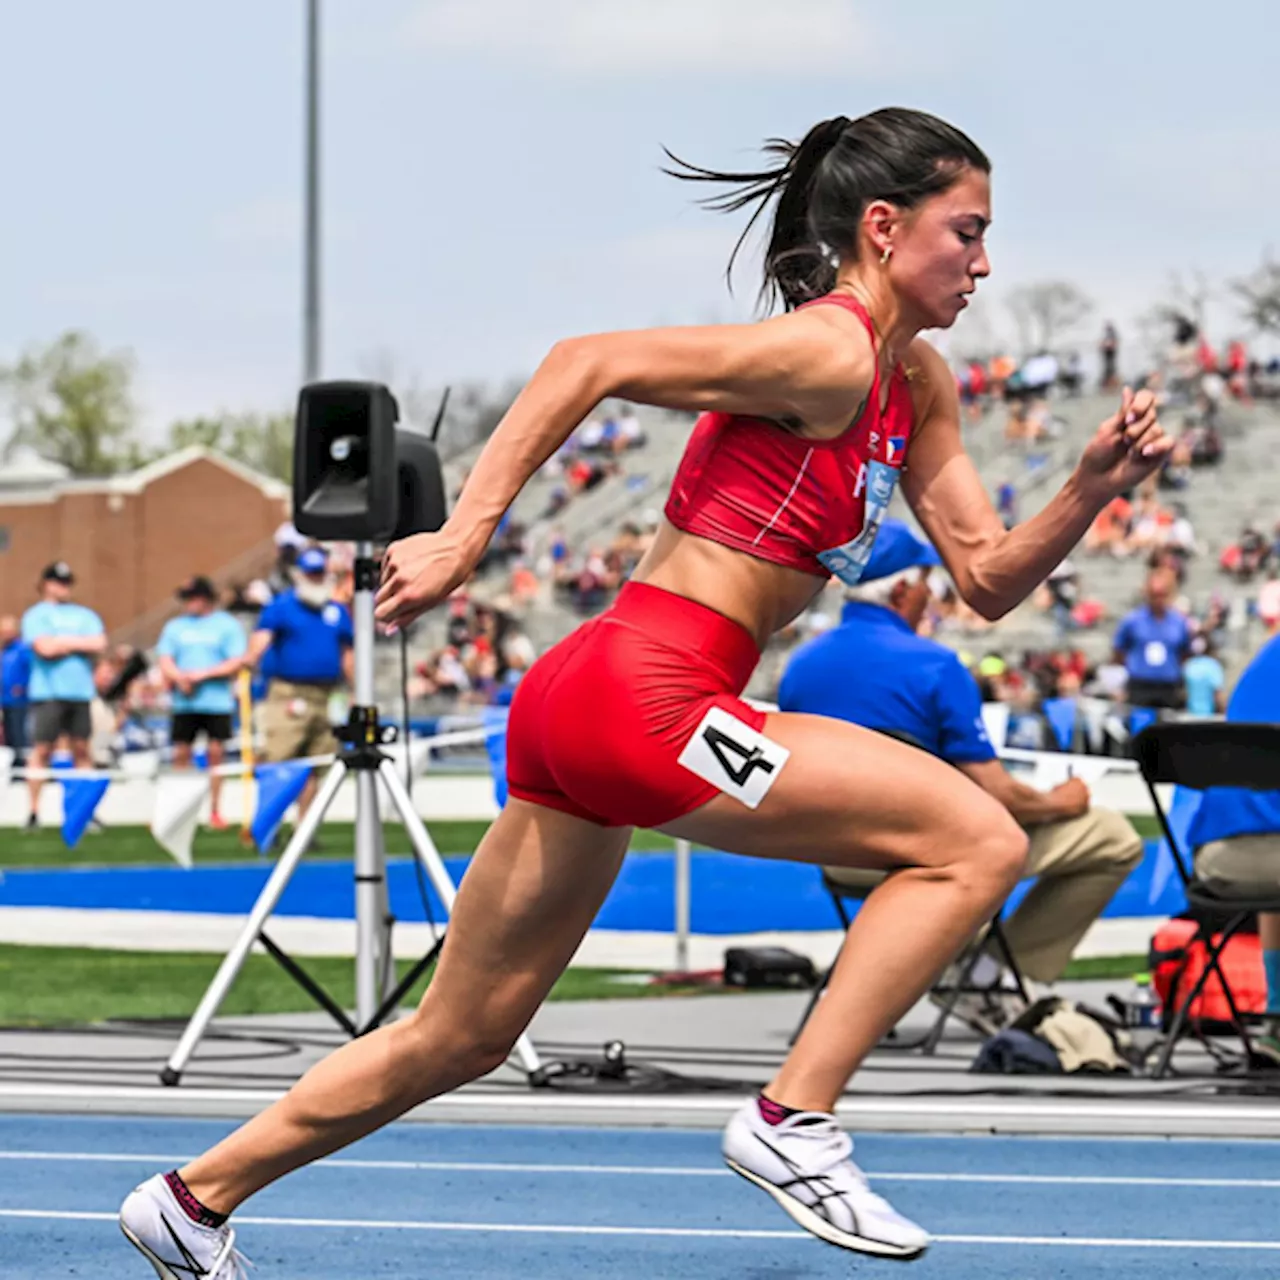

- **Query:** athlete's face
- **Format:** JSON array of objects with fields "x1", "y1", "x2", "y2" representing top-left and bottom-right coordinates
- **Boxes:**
[{"x1": 889, "y1": 167, "x2": 991, "y2": 330}]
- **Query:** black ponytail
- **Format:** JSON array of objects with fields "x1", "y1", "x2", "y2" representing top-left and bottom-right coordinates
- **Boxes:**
[{"x1": 663, "y1": 107, "x2": 990, "y2": 313}]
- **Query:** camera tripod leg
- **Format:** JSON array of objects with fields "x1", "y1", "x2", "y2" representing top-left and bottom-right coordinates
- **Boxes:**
[
  {"x1": 160, "y1": 759, "x2": 348, "y2": 1085},
  {"x1": 375, "y1": 757, "x2": 544, "y2": 1077}
]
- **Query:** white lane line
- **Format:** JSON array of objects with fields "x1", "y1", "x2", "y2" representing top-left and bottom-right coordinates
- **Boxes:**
[
  {"x1": 4, "y1": 1208, "x2": 1280, "y2": 1250},
  {"x1": 3, "y1": 1150, "x2": 1280, "y2": 1189},
  {"x1": 6, "y1": 1150, "x2": 1280, "y2": 1190}
]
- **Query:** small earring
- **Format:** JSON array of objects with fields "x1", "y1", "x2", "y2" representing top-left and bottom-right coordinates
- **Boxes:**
[{"x1": 880, "y1": 245, "x2": 892, "y2": 265}]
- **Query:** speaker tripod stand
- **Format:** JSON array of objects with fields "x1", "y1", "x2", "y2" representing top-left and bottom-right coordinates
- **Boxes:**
[{"x1": 161, "y1": 550, "x2": 542, "y2": 1085}]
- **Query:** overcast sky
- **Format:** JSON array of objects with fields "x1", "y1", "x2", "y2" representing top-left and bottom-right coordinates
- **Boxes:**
[{"x1": 2, "y1": 0, "x2": 1277, "y2": 438}]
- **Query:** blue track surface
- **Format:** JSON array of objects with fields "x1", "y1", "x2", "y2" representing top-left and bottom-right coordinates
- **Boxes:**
[{"x1": 2, "y1": 1113, "x2": 1276, "y2": 1277}]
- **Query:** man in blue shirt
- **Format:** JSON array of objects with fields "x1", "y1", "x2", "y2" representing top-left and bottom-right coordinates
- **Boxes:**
[
  {"x1": 0, "y1": 615, "x2": 31, "y2": 767},
  {"x1": 779, "y1": 521, "x2": 1143, "y2": 1031},
  {"x1": 1185, "y1": 632, "x2": 1280, "y2": 1063},
  {"x1": 20, "y1": 561, "x2": 107, "y2": 828},
  {"x1": 1112, "y1": 568, "x2": 1192, "y2": 710},
  {"x1": 246, "y1": 546, "x2": 353, "y2": 824},
  {"x1": 157, "y1": 576, "x2": 248, "y2": 831}
]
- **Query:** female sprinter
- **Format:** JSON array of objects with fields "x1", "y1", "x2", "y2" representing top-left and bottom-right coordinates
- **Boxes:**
[{"x1": 121, "y1": 106, "x2": 1171, "y2": 1272}]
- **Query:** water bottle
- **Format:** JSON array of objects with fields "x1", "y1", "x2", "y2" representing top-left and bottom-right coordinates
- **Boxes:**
[{"x1": 1126, "y1": 975, "x2": 1160, "y2": 1030}]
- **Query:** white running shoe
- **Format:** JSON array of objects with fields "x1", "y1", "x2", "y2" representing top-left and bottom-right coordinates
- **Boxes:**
[
  {"x1": 119, "y1": 1174, "x2": 252, "y2": 1278},
  {"x1": 722, "y1": 1100, "x2": 931, "y2": 1260}
]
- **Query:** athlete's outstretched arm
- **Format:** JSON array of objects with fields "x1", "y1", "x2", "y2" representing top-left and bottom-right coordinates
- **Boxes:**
[
  {"x1": 902, "y1": 341, "x2": 1173, "y2": 621},
  {"x1": 377, "y1": 308, "x2": 872, "y2": 627}
]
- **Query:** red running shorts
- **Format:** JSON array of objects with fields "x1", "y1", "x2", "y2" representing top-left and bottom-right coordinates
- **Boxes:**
[{"x1": 505, "y1": 581, "x2": 773, "y2": 828}]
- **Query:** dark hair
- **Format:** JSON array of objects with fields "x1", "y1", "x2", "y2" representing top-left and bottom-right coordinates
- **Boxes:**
[{"x1": 663, "y1": 107, "x2": 990, "y2": 312}]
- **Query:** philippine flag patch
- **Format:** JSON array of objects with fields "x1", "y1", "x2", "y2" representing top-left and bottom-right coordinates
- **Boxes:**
[{"x1": 886, "y1": 435, "x2": 907, "y2": 464}]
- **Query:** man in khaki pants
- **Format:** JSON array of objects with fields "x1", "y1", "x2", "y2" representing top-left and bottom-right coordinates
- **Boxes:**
[
  {"x1": 778, "y1": 521, "x2": 1144, "y2": 1032},
  {"x1": 245, "y1": 547, "x2": 354, "y2": 832},
  {"x1": 1183, "y1": 631, "x2": 1280, "y2": 1064}
]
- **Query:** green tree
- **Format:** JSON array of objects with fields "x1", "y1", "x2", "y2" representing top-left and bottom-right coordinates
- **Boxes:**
[
  {"x1": 0, "y1": 331, "x2": 139, "y2": 475},
  {"x1": 163, "y1": 410, "x2": 295, "y2": 483}
]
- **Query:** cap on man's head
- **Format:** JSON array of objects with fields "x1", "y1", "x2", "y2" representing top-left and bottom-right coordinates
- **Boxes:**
[
  {"x1": 858, "y1": 520, "x2": 941, "y2": 584},
  {"x1": 177, "y1": 575, "x2": 217, "y2": 601},
  {"x1": 41, "y1": 561, "x2": 74, "y2": 585},
  {"x1": 296, "y1": 547, "x2": 329, "y2": 575}
]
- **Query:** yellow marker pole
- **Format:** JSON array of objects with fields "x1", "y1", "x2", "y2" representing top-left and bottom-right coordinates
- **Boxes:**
[{"x1": 238, "y1": 669, "x2": 256, "y2": 847}]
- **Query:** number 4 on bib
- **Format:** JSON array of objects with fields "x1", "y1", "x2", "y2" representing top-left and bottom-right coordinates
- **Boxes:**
[{"x1": 677, "y1": 705, "x2": 790, "y2": 810}]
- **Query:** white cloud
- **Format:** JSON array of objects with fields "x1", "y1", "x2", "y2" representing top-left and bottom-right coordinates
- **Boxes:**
[{"x1": 401, "y1": 0, "x2": 875, "y2": 75}]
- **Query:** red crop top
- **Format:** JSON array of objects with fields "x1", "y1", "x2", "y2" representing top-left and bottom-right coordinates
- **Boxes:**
[{"x1": 664, "y1": 292, "x2": 916, "y2": 585}]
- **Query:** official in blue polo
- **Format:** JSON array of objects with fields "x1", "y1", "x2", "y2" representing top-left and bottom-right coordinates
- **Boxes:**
[
  {"x1": 245, "y1": 546, "x2": 353, "y2": 823},
  {"x1": 779, "y1": 520, "x2": 1142, "y2": 1029},
  {"x1": 20, "y1": 561, "x2": 107, "y2": 829},
  {"x1": 156, "y1": 575, "x2": 248, "y2": 831},
  {"x1": 1112, "y1": 567, "x2": 1192, "y2": 710},
  {"x1": 1185, "y1": 632, "x2": 1280, "y2": 1064},
  {"x1": 0, "y1": 614, "x2": 31, "y2": 767}
]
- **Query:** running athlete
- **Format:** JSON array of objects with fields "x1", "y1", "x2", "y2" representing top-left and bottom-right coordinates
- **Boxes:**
[{"x1": 121, "y1": 107, "x2": 1172, "y2": 1272}]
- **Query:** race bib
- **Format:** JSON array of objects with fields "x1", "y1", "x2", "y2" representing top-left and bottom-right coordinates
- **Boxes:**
[
  {"x1": 815, "y1": 460, "x2": 900, "y2": 587},
  {"x1": 677, "y1": 705, "x2": 790, "y2": 810}
]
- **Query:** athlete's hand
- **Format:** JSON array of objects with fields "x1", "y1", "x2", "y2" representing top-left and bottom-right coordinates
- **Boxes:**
[
  {"x1": 1076, "y1": 386, "x2": 1175, "y2": 501},
  {"x1": 375, "y1": 530, "x2": 475, "y2": 631}
]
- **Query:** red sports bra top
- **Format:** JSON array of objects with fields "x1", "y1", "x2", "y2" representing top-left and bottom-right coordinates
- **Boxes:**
[{"x1": 663, "y1": 292, "x2": 917, "y2": 586}]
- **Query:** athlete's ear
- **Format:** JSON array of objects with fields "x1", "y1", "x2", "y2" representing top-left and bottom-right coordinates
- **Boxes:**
[{"x1": 862, "y1": 199, "x2": 898, "y2": 260}]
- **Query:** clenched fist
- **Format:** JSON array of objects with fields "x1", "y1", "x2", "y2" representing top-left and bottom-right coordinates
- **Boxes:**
[
  {"x1": 1076, "y1": 386, "x2": 1176, "y2": 501},
  {"x1": 375, "y1": 530, "x2": 476, "y2": 631}
]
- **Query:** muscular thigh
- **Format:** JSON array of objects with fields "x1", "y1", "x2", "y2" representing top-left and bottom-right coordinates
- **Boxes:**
[
  {"x1": 423, "y1": 798, "x2": 632, "y2": 1027},
  {"x1": 660, "y1": 711, "x2": 1018, "y2": 874}
]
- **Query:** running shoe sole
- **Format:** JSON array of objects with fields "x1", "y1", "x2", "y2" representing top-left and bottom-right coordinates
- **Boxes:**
[
  {"x1": 119, "y1": 1220, "x2": 196, "y2": 1279},
  {"x1": 724, "y1": 1156, "x2": 928, "y2": 1261}
]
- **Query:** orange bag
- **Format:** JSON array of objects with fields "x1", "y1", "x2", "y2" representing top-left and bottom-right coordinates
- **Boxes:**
[{"x1": 1150, "y1": 918, "x2": 1267, "y2": 1032}]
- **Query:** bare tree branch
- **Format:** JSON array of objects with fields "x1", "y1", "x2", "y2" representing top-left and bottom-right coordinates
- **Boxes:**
[
  {"x1": 1005, "y1": 282, "x2": 1094, "y2": 355},
  {"x1": 1234, "y1": 255, "x2": 1280, "y2": 335}
]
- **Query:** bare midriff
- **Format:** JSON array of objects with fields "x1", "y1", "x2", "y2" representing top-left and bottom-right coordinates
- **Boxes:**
[{"x1": 628, "y1": 519, "x2": 826, "y2": 650}]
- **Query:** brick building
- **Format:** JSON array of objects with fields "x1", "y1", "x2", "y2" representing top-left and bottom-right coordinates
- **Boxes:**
[{"x1": 0, "y1": 447, "x2": 289, "y2": 642}]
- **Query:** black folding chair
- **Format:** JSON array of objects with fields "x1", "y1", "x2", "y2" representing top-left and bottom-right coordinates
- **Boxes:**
[
  {"x1": 792, "y1": 868, "x2": 1029, "y2": 1054},
  {"x1": 1133, "y1": 722, "x2": 1280, "y2": 1078}
]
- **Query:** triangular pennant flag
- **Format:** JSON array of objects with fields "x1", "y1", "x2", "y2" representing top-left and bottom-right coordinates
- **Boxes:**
[
  {"x1": 409, "y1": 737, "x2": 433, "y2": 778},
  {"x1": 150, "y1": 774, "x2": 210, "y2": 869},
  {"x1": 980, "y1": 703, "x2": 1010, "y2": 753},
  {"x1": 1150, "y1": 784, "x2": 1201, "y2": 908},
  {"x1": 1042, "y1": 697, "x2": 1078, "y2": 753},
  {"x1": 251, "y1": 760, "x2": 313, "y2": 852},
  {"x1": 384, "y1": 738, "x2": 435, "y2": 780},
  {"x1": 61, "y1": 776, "x2": 111, "y2": 849},
  {"x1": 483, "y1": 708, "x2": 510, "y2": 810},
  {"x1": 1079, "y1": 698, "x2": 1109, "y2": 754},
  {"x1": 0, "y1": 745, "x2": 13, "y2": 793},
  {"x1": 1128, "y1": 706, "x2": 1159, "y2": 741},
  {"x1": 1104, "y1": 713, "x2": 1128, "y2": 745}
]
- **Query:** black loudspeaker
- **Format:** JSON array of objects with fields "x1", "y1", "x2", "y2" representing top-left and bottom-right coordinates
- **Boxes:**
[
  {"x1": 293, "y1": 381, "x2": 399, "y2": 540},
  {"x1": 392, "y1": 429, "x2": 448, "y2": 539}
]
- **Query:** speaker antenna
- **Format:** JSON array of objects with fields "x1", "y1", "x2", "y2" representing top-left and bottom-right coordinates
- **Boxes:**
[{"x1": 428, "y1": 386, "x2": 450, "y2": 444}]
